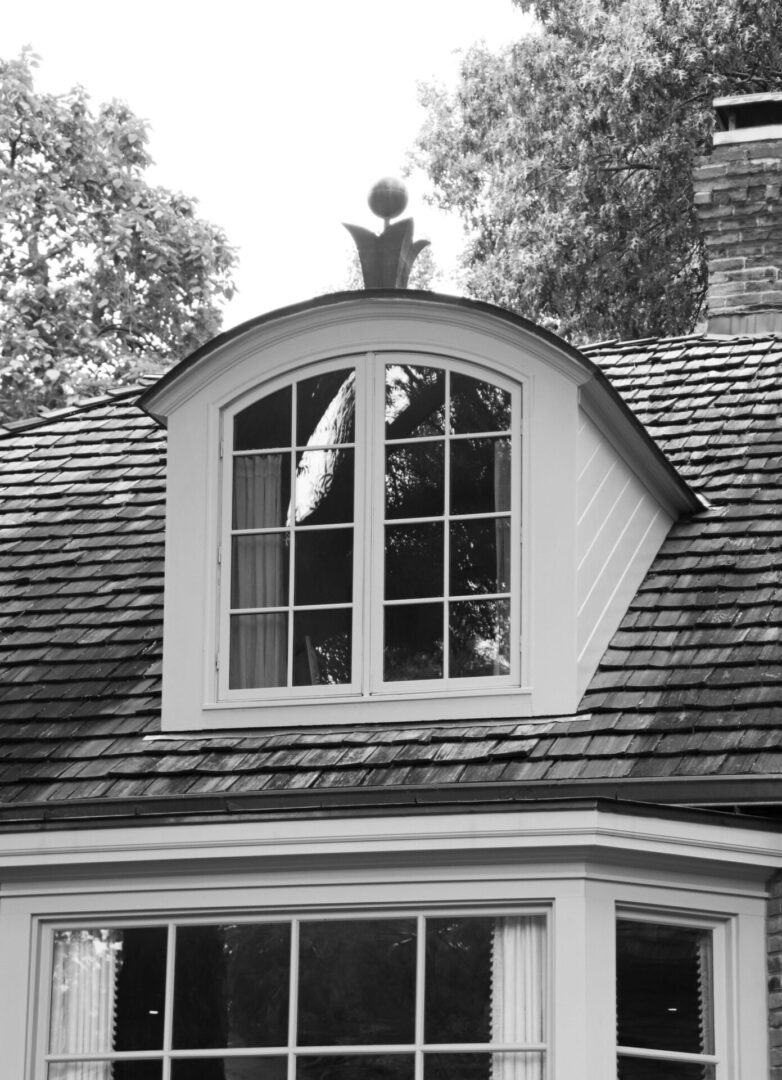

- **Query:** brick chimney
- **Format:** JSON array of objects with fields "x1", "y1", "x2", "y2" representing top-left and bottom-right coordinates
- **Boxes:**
[{"x1": 694, "y1": 92, "x2": 782, "y2": 334}]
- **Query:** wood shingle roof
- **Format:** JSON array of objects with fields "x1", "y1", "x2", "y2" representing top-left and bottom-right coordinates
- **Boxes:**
[{"x1": 0, "y1": 332, "x2": 780, "y2": 821}]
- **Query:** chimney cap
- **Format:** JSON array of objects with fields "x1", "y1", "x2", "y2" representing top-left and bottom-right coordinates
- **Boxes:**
[{"x1": 713, "y1": 91, "x2": 782, "y2": 145}]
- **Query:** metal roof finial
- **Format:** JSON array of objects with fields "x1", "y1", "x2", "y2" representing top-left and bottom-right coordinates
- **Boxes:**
[{"x1": 344, "y1": 177, "x2": 430, "y2": 289}]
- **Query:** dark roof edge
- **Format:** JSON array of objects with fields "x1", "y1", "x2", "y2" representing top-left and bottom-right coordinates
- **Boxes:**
[{"x1": 0, "y1": 778, "x2": 779, "y2": 833}]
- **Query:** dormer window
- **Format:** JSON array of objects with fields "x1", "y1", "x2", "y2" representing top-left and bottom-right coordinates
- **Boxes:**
[{"x1": 223, "y1": 356, "x2": 521, "y2": 701}]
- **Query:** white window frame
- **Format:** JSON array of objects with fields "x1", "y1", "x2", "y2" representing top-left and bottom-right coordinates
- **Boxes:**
[
  {"x1": 36, "y1": 906, "x2": 551, "y2": 1079},
  {"x1": 614, "y1": 905, "x2": 730, "y2": 1078},
  {"x1": 217, "y1": 351, "x2": 524, "y2": 707}
]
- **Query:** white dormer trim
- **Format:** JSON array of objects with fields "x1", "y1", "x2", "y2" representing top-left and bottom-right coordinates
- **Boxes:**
[{"x1": 143, "y1": 294, "x2": 696, "y2": 731}]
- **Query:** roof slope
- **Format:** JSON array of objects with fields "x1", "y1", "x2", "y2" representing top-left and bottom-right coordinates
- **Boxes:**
[{"x1": 0, "y1": 333, "x2": 780, "y2": 820}]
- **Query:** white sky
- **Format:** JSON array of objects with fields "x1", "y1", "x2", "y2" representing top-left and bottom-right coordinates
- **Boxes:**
[{"x1": 3, "y1": 1, "x2": 531, "y2": 331}]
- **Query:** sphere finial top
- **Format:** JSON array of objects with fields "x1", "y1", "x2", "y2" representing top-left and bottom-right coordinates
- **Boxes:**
[{"x1": 368, "y1": 177, "x2": 408, "y2": 222}]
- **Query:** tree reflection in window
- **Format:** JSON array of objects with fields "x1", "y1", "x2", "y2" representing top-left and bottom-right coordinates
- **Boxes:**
[{"x1": 383, "y1": 365, "x2": 514, "y2": 683}]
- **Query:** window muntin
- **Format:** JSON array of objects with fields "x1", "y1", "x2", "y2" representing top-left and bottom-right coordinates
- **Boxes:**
[
  {"x1": 616, "y1": 919, "x2": 716, "y2": 1080},
  {"x1": 223, "y1": 355, "x2": 521, "y2": 701},
  {"x1": 44, "y1": 914, "x2": 547, "y2": 1079}
]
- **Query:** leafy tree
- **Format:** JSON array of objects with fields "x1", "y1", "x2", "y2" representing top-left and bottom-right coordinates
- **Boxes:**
[
  {"x1": 413, "y1": 0, "x2": 782, "y2": 343},
  {"x1": 0, "y1": 50, "x2": 236, "y2": 422}
]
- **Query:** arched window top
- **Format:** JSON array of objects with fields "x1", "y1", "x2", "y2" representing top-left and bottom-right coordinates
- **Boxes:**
[{"x1": 221, "y1": 353, "x2": 522, "y2": 705}]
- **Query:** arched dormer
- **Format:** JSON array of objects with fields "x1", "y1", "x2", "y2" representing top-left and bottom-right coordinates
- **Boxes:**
[{"x1": 141, "y1": 293, "x2": 698, "y2": 731}]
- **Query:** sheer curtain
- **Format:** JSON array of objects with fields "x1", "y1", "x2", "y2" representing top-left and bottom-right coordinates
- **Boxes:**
[
  {"x1": 231, "y1": 455, "x2": 287, "y2": 688},
  {"x1": 493, "y1": 439, "x2": 512, "y2": 675},
  {"x1": 491, "y1": 916, "x2": 545, "y2": 1080},
  {"x1": 50, "y1": 930, "x2": 119, "y2": 1080}
]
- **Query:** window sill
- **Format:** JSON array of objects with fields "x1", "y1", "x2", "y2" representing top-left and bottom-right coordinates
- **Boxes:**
[{"x1": 173, "y1": 687, "x2": 536, "y2": 731}]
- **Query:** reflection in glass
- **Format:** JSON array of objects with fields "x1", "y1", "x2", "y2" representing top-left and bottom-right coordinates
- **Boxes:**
[
  {"x1": 425, "y1": 1054, "x2": 544, "y2": 1080},
  {"x1": 294, "y1": 529, "x2": 353, "y2": 606},
  {"x1": 173, "y1": 1060, "x2": 286, "y2": 1080},
  {"x1": 450, "y1": 439, "x2": 511, "y2": 516},
  {"x1": 298, "y1": 919, "x2": 417, "y2": 1045},
  {"x1": 297, "y1": 369, "x2": 355, "y2": 447},
  {"x1": 618, "y1": 1061, "x2": 714, "y2": 1080},
  {"x1": 233, "y1": 454, "x2": 290, "y2": 530},
  {"x1": 234, "y1": 386, "x2": 292, "y2": 451},
  {"x1": 385, "y1": 365, "x2": 445, "y2": 437},
  {"x1": 450, "y1": 519, "x2": 511, "y2": 596},
  {"x1": 385, "y1": 523, "x2": 444, "y2": 600},
  {"x1": 617, "y1": 921, "x2": 713, "y2": 1056},
  {"x1": 384, "y1": 603, "x2": 443, "y2": 681},
  {"x1": 173, "y1": 924, "x2": 290, "y2": 1050},
  {"x1": 450, "y1": 373, "x2": 511, "y2": 434},
  {"x1": 230, "y1": 613, "x2": 287, "y2": 689},
  {"x1": 295, "y1": 448, "x2": 354, "y2": 527},
  {"x1": 50, "y1": 928, "x2": 167, "y2": 1057},
  {"x1": 385, "y1": 443, "x2": 444, "y2": 520},
  {"x1": 232, "y1": 535, "x2": 288, "y2": 609},
  {"x1": 450, "y1": 600, "x2": 511, "y2": 678},
  {"x1": 298, "y1": 1056, "x2": 414, "y2": 1080},
  {"x1": 292, "y1": 609, "x2": 352, "y2": 685}
]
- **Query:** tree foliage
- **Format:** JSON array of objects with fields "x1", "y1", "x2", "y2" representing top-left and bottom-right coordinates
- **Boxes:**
[
  {"x1": 0, "y1": 50, "x2": 236, "y2": 422},
  {"x1": 413, "y1": 0, "x2": 782, "y2": 343}
]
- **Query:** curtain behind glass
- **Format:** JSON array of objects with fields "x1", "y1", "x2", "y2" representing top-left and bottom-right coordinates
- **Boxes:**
[
  {"x1": 50, "y1": 931, "x2": 120, "y2": 1080},
  {"x1": 231, "y1": 455, "x2": 286, "y2": 688},
  {"x1": 491, "y1": 917, "x2": 545, "y2": 1080}
]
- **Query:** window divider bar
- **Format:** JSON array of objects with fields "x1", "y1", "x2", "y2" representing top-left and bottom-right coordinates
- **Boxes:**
[{"x1": 617, "y1": 1046, "x2": 719, "y2": 1064}]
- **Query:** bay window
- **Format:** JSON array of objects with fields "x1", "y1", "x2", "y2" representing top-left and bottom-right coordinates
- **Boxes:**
[
  {"x1": 44, "y1": 913, "x2": 547, "y2": 1080},
  {"x1": 222, "y1": 355, "x2": 521, "y2": 701}
]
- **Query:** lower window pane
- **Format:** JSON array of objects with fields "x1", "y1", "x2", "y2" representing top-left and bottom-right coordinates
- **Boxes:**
[
  {"x1": 298, "y1": 1056, "x2": 414, "y2": 1080},
  {"x1": 449, "y1": 600, "x2": 510, "y2": 678},
  {"x1": 384, "y1": 603, "x2": 443, "y2": 681},
  {"x1": 425, "y1": 1054, "x2": 544, "y2": 1080},
  {"x1": 292, "y1": 610, "x2": 352, "y2": 685},
  {"x1": 618, "y1": 1058, "x2": 715, "y2": 1080},
  {"x1": 172, "y1": 1057, "x2": 287, "y2": 1080},
  {"x1": 49, "y1": 1065, "x2": 162, "y2": 1080},
  {"x1": 230, "y1": 614, "x2": 288, "y2": 689}
]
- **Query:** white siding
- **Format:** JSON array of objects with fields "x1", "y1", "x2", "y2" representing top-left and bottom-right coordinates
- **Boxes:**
[{"x1": 576, "y1": 412, "x2": 673, "y2": 698}]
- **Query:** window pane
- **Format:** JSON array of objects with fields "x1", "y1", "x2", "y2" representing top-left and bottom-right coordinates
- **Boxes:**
[
  {"x1": 450, "y1": 373, "x2": 511, "y2": 434},
  {"x1": 298, "y1": 919, "x2": 416, "y2": 1045},
  {"x1": 173, "y1": 924, "x2": 291, "y2": 1050},
  {"x1": 50, "y1": 928, "x2": 167, "y2": 1056},
  {"x1": 618, "y1": 1060, "x2": 714, "y2": 1080},
  {"x1": 384, "y1": 603, "x2": 443, "y2": 681},
  {"x1": 450, "y1": 600, "x2": 511, "y2": 679},
  {"x1": 295, "y1": 448, "x2": 354, "y2": 527},
  {"x1": 297, "y1": 369, "x2": 355, "y2": 447},
  {"x1": 292, "y1": 610, "x2": 352, "y2": 685},
  {"x1": 386, "y1": 365, "x2": 445, "y2": 437},
  {"x1": 386, "y1": 443, "x2": 444, "y2": 520},
  {"x1": 230, "y1": 613, "x2": 287, "y2": 689},
  {"x1": 451, "y1": 439, "x2": 511, "y2": 516},
  {"x1": 450, "y1": 519, "x2": 511, "y2": 596},
  {"x1": 425, "y1": 916, "x2": 545, "y2": 1045},
  {"x1": 425, "y1": 1054, "x2": 544, "y2": 1080},
  {"x1": 617, "y1": 921, "x2": 713, "y2": 1056},
  {"x1": 299, "y1": 1056, "x2": 414, "y2": 1080},
  {"x1": 294, "y1": 529, "x2": 353, "y2": 606},
  {"x1": 49, "y1": 1065, "x2": 163, "y2": 1080},
  {"x1": 232, "y1": 535, "x2": 289, "y2": 609},
  {"x1": 234, "y1": 386, "x2": 292, "y2": 451},
  {"x1": 173, "y1": 1060, "x2": 287, "y2": 1080},
  {"x1": 385, "y1": 523, "x2": 444, "y2": 600},
  {"x1": 233, "y1": 454, "x2": 291, "y2": 530}
]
